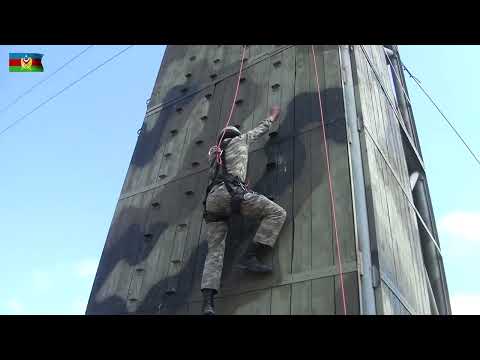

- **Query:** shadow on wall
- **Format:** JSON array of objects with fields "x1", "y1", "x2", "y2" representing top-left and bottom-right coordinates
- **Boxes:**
[{"x1": 87, "y1": 59, "x2": 348, "y2": 315}]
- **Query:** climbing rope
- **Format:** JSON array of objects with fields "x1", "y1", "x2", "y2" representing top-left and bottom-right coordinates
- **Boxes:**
[
  {"x1": 311, "y1": 45, "x2": 348, "y2": 315},
  {"x1": 209, "y1": 45, "x2": 247, "y2": 165}
]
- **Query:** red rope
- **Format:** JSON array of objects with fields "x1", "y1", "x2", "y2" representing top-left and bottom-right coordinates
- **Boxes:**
[
  {"x1": 212, "y1": 45, "x2": 247, "y2": 165},
  {"x1": 311, "y1": 45, "x2": 347, "y2": 315}
]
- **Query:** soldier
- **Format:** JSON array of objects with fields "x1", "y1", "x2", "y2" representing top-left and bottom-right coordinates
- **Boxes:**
[{"x1": 200, "y1": 106, "x2": 287, "y2": 315}]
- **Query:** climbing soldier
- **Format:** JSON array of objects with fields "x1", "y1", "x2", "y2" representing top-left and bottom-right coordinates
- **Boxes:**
[{"x1": 200, "y1": 106, "x2": 287, "y2": 315}]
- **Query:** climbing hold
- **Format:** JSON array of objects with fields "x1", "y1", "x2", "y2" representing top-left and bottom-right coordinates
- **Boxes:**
[
  {"x1": 273, "y1": 60, "x2": 282, "y2": 67},
  {"x1": 235, "y1": 99, "x2": 243, "y2": 105},
  {"x1": 210, "y1": 73, "x2": 217, "y2": 80},
  {"x1": 195, "y1": 139, "x2": 204, "y2": 145},
  {"x1": 271, "y1": 83, "x2": 280, "y2": 91},
  {"x1": 151, "y1": 201, "x2": 160, "y2": 208},
  {"x1": 185, "y1": 190, "x2": 194, "y2": 196},
  {"x1": 189, "y1": 55, "x2": 196, "y2": 61},
  {"x1": 213, "y1": 58, "x2": 221, "y2": 64},
  {"x1": 176, "y1": 107, "x2": 183, "y2": 113},
  {"x1": 200, "y1": 115, "x2": 208, "y2": 121},
  {"x1": 266, "y1": 161, "x2": 277, "y2": 170},
  {"x1": 170, "y1": 129, "x2": 178, "y2": 136},
  {"x1": 205, "y1": 93, "x2": 213, "y2": 100},
  {"x1": 192, "y1": 161, "x2": 200, "y2": 168},
  {"x1": 165, "y1": 288, "x2": 176, "y2": 296},
  {"x1": 185, "y1": 73, "x2": 192, "y2": 79}
]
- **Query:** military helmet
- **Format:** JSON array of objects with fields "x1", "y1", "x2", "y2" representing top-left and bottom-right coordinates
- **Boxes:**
[{"x1": 219, "y1": 126, "x2": 241, "y2": 141}]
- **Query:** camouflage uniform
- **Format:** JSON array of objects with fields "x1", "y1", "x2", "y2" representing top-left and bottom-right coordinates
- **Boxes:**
[{"x1": 201, "y1": 115, "x2": 287, "y2": 291}]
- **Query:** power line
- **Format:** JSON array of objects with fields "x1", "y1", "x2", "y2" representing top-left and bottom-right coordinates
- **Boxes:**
[
  {"x1": 0, "y1": 45, "x2": 134, "y2": 138},
  {"x1": 401, "y1": 61, "x2": 480, "y2": 168},
  {"x1": 0, "y1": 45, "x2": 95, "y2": 115}
]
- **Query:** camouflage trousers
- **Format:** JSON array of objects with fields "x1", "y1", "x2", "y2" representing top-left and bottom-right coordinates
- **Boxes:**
[{"x1": 201, "y1": 184, "x2": 287, "y2": 291}]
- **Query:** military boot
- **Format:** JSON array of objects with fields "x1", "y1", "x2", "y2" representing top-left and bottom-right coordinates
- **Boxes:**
[
  {"x1": 239, "y1": 242, "x2": 272, "y2": 273},
  {"x1": 201, "y1": 288, "x2": 216, "y2": 315}
]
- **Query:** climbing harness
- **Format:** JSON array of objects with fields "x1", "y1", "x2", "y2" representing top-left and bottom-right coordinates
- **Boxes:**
[
  {"x1": 311, "y1": 45, "x2": 347, "y2": 315},
  {"x1": 203, "y1": 137, "x2": 251, "y2": 222}
]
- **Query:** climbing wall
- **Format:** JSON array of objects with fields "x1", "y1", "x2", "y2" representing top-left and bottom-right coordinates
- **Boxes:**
[{"x1": 86, "y1": 45, "x2": 361, "y2": 315}]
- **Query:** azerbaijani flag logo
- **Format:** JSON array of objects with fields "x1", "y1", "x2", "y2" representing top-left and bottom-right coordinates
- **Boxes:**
[{"x1": 9, "y1": 53, "x2": 44, "y2": 72}]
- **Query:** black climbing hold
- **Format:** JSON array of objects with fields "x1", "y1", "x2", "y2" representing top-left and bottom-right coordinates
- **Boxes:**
[
  {"x1": 266, "y1": 161, "x2": 276, "y2": 170},
  {"x1": 165, "y1": 288, "x2": 176, "y2": 296}
]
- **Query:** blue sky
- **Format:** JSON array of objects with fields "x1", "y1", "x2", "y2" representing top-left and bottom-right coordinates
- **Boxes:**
[{"x1": 0, "y1": 45, "x2": 478, "y2": 315}]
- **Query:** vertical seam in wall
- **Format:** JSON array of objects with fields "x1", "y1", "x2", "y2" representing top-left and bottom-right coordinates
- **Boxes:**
[{"x1": 289, "y1": 46, "x2": 297, "y2": 316}]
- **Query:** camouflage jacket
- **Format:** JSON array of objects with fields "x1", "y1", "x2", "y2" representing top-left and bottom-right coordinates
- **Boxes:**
[{"x1": 209, "y1": 115, "x2": 275, "y2": 185}]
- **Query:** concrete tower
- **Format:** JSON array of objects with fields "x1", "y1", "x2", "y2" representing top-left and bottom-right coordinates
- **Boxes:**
[{"x1": 86, "y1": 45, "x2": 450, "y2": 315}]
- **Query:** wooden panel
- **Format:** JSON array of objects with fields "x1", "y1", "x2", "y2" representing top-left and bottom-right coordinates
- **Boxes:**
[
  {"x1": 291, "y1": 280, "x2": 312, "y2": 315},
  {"x1": 292, "y1": 132, "x2": 312, "y2": 275},
  {"x1": 134, "y1": 171, "x2": 209, "y2": 314},
  {"x1": 251, "y1": 46, "x2": 296, "y2": 151},
  {"x1": 87, "y1": 190, "x2": 153, "y2": 314},
  {"x1": 334, "y1": 272, "x2": 360, "y2": 315},
  {"x1": 271, "y1": 285, "x2": 291, "y2": 315},
  {"x1": 176, "y1": 85, "x2": 221, "y2": 179},
  {"x1": 352, "y1": 45, "x2": 431, "y2": 314},
  {"x1": 311, "y1": 277, "x2": 335, "y2": 314}
]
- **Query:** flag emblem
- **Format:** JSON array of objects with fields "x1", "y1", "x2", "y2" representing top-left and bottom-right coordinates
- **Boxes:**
[{"x1": 9, "y1": 53, "x2": 44, "y2": 72}]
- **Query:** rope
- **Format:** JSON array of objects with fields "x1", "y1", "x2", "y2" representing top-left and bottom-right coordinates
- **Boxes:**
[
  {"x1": 311, "y1": 45, "x2": 347, "y2": 315},
  {"x1": 400, "y1": 61, "x2": 480, "y2": 169},
  {"x1": 209, "y1": 45, "x2": 247, "y2": 165}
]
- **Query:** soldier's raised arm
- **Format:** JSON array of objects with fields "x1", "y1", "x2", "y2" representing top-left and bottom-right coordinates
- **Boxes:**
[{"x1": 244, "y1": 106, "x2": 280, "y2": 144}]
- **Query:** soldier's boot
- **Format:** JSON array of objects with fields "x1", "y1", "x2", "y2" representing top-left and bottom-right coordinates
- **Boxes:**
[
  {"x1": 239, "y1": 242, "x2": 272, "y2": 273},
  {"x1": 201, "y1": 288, "x2": 216, "y2": 315}
]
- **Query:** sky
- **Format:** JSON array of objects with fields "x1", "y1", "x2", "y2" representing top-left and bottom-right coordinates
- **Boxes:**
[{"x1": 0, "y1": 45, "x2": 478, "y2": 315}]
